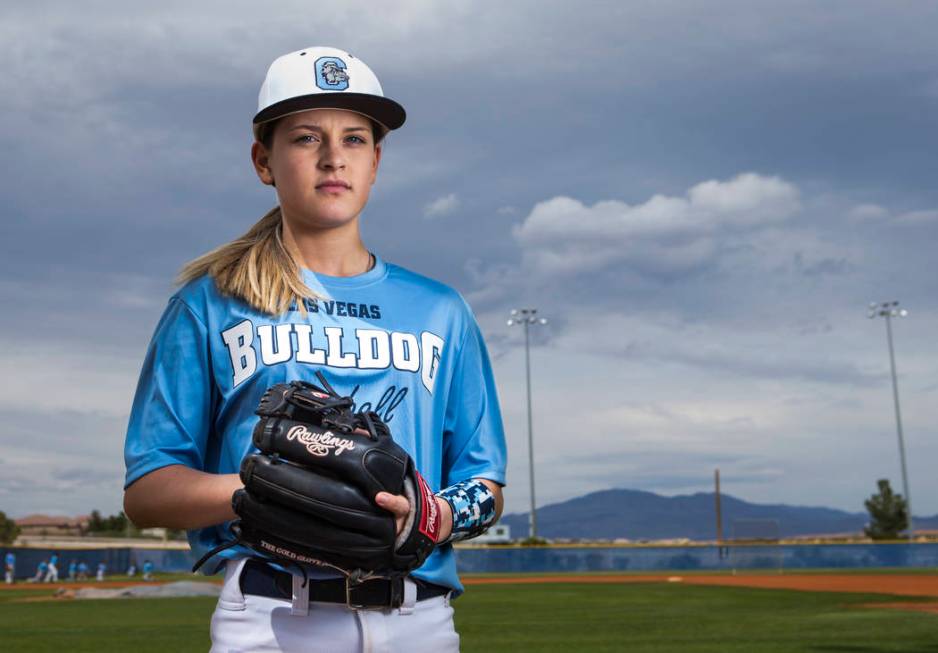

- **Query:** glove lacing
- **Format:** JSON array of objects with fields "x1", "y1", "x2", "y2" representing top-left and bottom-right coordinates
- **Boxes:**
[{"x1": 190, "y1": 522, "x2": 395, "y2": 588}]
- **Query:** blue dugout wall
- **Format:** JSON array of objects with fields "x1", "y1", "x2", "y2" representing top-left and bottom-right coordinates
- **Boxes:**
[{"x1": 0, "y1": 546, "x2": 194, "y2": 580}]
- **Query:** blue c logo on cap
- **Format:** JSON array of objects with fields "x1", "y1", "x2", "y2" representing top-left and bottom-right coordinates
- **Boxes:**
[{"x1": 315, "y1": 57, "x2": 350, "y2": 91}]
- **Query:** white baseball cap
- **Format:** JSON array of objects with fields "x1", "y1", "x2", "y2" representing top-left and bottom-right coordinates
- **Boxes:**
[{"x1": 253, "y1": 46, "x2": 405, "y2": 137}]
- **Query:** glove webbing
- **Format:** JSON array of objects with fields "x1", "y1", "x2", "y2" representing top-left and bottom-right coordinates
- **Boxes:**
[{"x1": 261, "y1": 372, "x2": 383, "y2": 441}]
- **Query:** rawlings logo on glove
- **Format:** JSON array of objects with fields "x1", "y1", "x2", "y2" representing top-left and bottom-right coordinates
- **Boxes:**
[{"x1": 286, "y1": 425, "x2": 357, "y2": 457}]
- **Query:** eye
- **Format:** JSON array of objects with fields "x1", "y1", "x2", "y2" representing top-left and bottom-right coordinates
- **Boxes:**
[
  {"x1": 346, "y1": 135, "x2": 367, "y2": 145},
  {"x1": 295, "y1": 134, "x2": 319, "y2": 144}
]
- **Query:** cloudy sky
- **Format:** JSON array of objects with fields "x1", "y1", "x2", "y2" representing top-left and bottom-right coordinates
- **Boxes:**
[{"x1": 2, "y1": 1, "x2": 937, "y2": 523}]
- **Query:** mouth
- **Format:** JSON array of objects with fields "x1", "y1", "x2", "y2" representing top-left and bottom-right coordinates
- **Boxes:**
[{"x1": 316, "y1": 180, "x2": 351, "y2": 192}]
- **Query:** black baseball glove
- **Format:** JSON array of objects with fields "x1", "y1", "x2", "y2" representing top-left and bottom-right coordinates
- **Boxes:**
[{"x1": 193, "y1": 372, "x2": 440, "y2": 578}]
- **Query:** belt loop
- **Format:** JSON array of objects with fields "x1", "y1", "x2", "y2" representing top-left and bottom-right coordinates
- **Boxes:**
[
  {"x1": 292, "y1": 574, "x2": 309, "y2": 616},
  {"x1": 399, "y1": 578, "x2": 417, "y2": 616}
]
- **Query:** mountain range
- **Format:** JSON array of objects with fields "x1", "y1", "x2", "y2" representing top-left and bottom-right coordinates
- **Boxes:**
[{"x1": 499, "y1": 489, "x2": 938, "y2": 540}]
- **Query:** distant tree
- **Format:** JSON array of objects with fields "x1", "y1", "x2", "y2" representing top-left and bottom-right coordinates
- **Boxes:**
[
  {"x1": 106, "y1": 512, "x2": 128, "y2": 533},
  {"x1": 0, "y1": 510, "x2": 20, "y2": 544},
  {"x1": 87, "y1": 510, "x2": 136, "y2": 536},
  {"x1": 88, "y1": 510, "x2": 104, "y2": 532},
  {"x1": 864, "y1": 479, "x2": 908, "y2": 540}
]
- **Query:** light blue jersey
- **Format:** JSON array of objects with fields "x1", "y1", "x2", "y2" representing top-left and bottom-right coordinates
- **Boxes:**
[{"x1": 124, "y1": 255, "x2": 506, "y2": 594}]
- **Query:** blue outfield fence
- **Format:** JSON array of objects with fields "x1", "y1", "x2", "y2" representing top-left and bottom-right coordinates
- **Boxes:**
[
  {"x1": 453, "y1": 543, "x2": 938, "y2": 574},
  {"x1": 3, "y1": 543, "x2": 937, "y2": 578}
]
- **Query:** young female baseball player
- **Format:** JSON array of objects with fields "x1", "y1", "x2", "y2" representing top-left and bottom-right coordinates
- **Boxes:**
[{"x1": 122, "y1": 46, "x2": 507, "y2": 652}]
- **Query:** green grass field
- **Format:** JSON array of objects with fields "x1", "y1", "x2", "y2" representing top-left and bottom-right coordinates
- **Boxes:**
[{"x1": 1, "y1": 578, "x2": 936, "y2": 652}]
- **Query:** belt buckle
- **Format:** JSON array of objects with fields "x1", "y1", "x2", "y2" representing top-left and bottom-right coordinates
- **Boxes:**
[{"x1": 345, "y1": 574, "x2": 388, "y2": 610}]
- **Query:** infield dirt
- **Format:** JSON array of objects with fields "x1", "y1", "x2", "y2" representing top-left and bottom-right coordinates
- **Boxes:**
[{"x1": 464, "y1": 573, "x2": 938, "y2": 598}]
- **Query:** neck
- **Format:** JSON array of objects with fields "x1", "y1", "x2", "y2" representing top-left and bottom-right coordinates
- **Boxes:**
[{"x1": 280, "y1": 215, "x2": 372, "y2": 277}]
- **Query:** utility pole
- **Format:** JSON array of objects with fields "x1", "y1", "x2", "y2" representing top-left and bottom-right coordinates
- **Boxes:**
[{"x1": 714, "y1": 469, "x2": 723, "y2": 546}]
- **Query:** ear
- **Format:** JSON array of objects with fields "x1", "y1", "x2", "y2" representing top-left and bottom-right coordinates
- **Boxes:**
[
  {"x1": 251, "y1": 141, "x2": 276, "y2": 186},
  {"x1": 370, "y1": 143, "x2": 383, "y2": 186}
]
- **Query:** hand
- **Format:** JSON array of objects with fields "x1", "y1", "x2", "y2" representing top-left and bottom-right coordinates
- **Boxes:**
[
  {"x1": 375, "y1": 492, "x2": 409, "y2": 536},
  {"x1": 375, "y1": 492, "x2": 453, "y2": 543}
]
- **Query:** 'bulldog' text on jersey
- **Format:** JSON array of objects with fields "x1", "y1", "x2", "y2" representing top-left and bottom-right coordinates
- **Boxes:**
[{"x1": 221, "y1": 320, "x2": 445, "y2": 393}]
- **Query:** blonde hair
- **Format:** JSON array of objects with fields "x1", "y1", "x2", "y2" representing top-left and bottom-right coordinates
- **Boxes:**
[{"x1": 176, "y1": 206, "x2": 319, "y2": 316}]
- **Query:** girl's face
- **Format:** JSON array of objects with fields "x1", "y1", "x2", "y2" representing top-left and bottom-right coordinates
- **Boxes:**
[{"x1": 253, "y1": 109, "x2": 382, "y2": 230}]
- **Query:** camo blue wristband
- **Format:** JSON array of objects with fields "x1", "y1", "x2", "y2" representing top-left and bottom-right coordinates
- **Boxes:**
[{"x1": 436, "y1": 478, "x2": 497, "y2": 544}]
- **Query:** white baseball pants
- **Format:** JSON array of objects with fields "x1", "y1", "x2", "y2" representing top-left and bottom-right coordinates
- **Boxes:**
[{"x1": 209, "y1": 559, "x2": 460, "y2": 653}]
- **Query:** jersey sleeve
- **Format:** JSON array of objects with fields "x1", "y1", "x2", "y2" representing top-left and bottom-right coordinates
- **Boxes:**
[
  {"x1": 123, "y1": 297, "x2": 215, "y2": 488},
  {"x1": 441, "y1": 306, "x2": 507, "y2": 487}
]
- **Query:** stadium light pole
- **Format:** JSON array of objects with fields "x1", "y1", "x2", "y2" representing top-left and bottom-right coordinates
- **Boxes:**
[
  {"x1": 508, "y1": 308, "x2": 548, "y2": 540},
  {"x1": 867, "y1": 300, "x2": 913, "y2": 540}
]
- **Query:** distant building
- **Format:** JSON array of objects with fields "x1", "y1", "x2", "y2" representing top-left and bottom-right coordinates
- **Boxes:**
[
  {"x1": 473, "y1": 524, "x2": 512, "y2": 544},
  {"x1": 15, "y1": 514, "x2": 91, "y2": 537}
]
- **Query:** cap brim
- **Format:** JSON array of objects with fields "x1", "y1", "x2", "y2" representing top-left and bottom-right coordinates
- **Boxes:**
[{"x1": 253, "y1": 93, "x2": 406, "y2": 133}]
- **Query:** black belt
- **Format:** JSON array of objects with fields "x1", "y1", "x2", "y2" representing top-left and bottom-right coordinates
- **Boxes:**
[{"x1": 239, "y1": 559, "x2": 450, "y2": 609}]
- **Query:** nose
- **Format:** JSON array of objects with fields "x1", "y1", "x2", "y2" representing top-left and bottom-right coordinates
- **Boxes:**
[{"x1": 318, "y1": 139, "x2": 346, "y2": 171}]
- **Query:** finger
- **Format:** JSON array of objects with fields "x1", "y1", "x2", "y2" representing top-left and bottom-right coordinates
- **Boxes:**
[{"x1": 375, "y1": 492, "x2": 410, "y2": 517}]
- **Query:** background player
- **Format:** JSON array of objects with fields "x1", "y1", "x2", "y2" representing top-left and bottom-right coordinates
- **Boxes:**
[
  {"x1": 122, "y1": 46, "x2": 506, "y2": 652},
  {"x1": 4, "y1": 551, "x2": 14, "y2": 584},
  {"x1": 44, "y1": 553, "x2": 58, "y2": 583},
  {"x1": 30, "y1": 559, "x2": 47, "y2": 583}
]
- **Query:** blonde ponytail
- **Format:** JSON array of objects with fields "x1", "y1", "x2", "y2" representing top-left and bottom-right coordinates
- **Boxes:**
[{"x1": 176, "y1": 206, "x2": 319, "y2": 315}]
